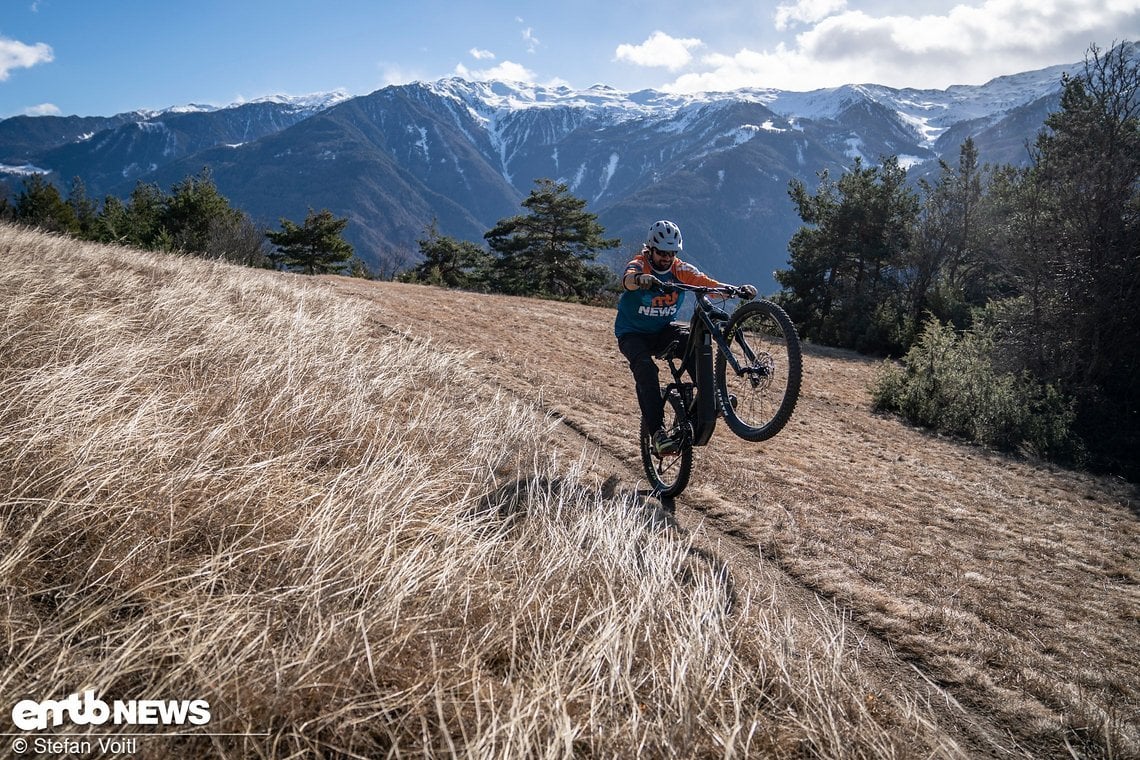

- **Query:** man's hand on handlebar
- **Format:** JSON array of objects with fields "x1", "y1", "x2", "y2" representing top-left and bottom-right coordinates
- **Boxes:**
[
  {"x1": 737, "y1": 284, "x2": 757, "y2": 300},
  {"x1": 636, "y1": 274, "x2": 662, "y2": 290}
]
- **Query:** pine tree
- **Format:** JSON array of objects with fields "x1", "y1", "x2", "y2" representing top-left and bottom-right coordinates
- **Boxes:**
[
  {"x1": 266, "y1": 208, "x2": 354, "y2": 275},
  {"x1": 906, "y1": 139, "x2": 992, "y2": 333},
  {"x1": 14, "y1": 175, "x2": 77, "y2": 234},
  {"x1": 409, "y1": 220, "x2": 493, "y2": 289},
  {"x1": 162, "y1": 168, "x2": 241, "y2": 253},
  {"x1": 485, "y1": 178, "x2": 618, "y2": 299},
  {"x1": 122, "y1": 182, "x2": 167, "y2": 248},
  {"x1": 776, "y1": 157, "x2": 919, "y2": 351},
  {"x1": 992, "y1": 43, "x2": 1140, "y2": 475},
  {"x1": 66, "y1": 177, "x2": 99, "y2": 239}
]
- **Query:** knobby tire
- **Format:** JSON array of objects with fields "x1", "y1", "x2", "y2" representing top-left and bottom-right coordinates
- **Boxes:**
[
  {"x1": 715, "y1": 299, "x2": 802, "y2": 442},
  {"x1": 640, "y1": 391, "x2": 693, "y2": 498}
]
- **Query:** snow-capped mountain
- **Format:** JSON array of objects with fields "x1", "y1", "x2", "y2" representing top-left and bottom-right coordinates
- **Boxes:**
[
  {"x1": 129, "y1": 91, "x2": 353, "y2": 120},
  {"x1": 0, "y1": 92, "x2": 355, "y2": 199},
  {"x1": 763, "y1": 61, "x2": 1075, "y2": 147},
  {"x1": 0, "y1": 54, "x2": 1093, "y2": 290}
]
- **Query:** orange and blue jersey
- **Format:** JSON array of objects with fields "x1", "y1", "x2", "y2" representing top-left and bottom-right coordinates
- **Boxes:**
[{"x1": 614, "y1": 251, "x2": 722, "y2": 337}]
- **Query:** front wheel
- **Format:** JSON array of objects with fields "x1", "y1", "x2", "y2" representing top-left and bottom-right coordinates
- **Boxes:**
[
  {"x1": 640, "y1": 390, "x2": 693, "y2": 498},
  {"x1": 715, "y1": 300, "x2": 802, "y2": 442}
]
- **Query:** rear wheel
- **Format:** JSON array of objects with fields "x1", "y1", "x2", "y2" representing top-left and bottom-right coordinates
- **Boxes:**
[
  {"x1": 640, "y1": 390, "x2": 693, "y2": 497},
  {"x1": 715, "y1": 300, "x2": 802, "y2": 442}
]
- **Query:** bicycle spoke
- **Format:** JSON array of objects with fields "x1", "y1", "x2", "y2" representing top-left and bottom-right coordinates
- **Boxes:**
[
  {"x1": 715, "y1": 301, "x2": 801, "y2": 441},
  {"x1": 639, "y1": 391, "x2": 693, "y2": 497},
  {"x1": 732, "y1": 319, "x2": 781, "y2": 422}
]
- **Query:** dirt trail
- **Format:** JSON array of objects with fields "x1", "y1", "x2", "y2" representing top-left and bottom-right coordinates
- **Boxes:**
[{"x1": 321, "y1": 277, "x2": 1140, "y2": 759}]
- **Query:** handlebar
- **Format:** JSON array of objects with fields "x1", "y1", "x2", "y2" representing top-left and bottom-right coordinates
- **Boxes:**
[{"x1": 661, "y1": 282, "x2": 750, "y2": 299}]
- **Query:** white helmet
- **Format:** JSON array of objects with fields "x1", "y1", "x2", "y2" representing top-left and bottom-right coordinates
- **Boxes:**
[{"x1": 645, "y1": 220, "x2": 683, "y2": 253}]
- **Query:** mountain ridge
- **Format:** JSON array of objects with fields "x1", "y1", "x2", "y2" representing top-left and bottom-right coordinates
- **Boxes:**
[{"x1": 0, "y1": 53, "x2": 1104, "y2": 289}]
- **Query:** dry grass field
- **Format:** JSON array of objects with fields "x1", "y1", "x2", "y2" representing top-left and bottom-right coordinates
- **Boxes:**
[{"x1": 2, "y1": 223, "x2": 1137, "y2": 758}]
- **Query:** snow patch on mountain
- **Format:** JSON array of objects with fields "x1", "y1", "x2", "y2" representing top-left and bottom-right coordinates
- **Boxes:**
[
  {"x1": 0, "y1": 163, "x2": 49, "y2": 176},
  {"x1": 485, "y1": 111, "x2": 513, "y2": 184},
  {"x1": 132, "y1": 90, "x2": 352, "y2": 121},
  {"x1": 596, "y1": 153, "x2": 619, "y2": 201},
  {"x1": 426, "y1": 78, "x2": 687, "y2": 121},
  {"x1": 413, "y1": 62, "x2": 1076, "y2": 159},
  {"x1": 844, "y1": 137, "x2": 866, "y2": 162},
  {"x1": 157, "y1": 104, "x2": 218, "y2": 116},
  {"x1": 569, "y1": 162, "x2": 587, "y2": 194},
  {"x1": 413, "y1": 126, "x2": 430, "y2": 161},
  {"x1": 245, "y1": 90, "x2": 353, "y2": 113},
  {"x1": 731, "y1": 125, "x2": 761, "y2": 146}
]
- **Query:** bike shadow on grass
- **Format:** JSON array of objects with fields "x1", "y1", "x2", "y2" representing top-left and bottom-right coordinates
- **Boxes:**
[
  {"x1": 473, "y1": 475, "x2": 737, "y2": 612},
  {"x1": 634, "y1": 488, "x2": 738, "y2": 613}
]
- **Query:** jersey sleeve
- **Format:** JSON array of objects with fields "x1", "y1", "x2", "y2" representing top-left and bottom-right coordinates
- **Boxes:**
[{"x1": 673, "y1": 259, "x2": 722, "y2": 288}]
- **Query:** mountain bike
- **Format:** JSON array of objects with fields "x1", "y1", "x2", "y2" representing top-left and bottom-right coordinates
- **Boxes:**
[{"x1": 640, "y1": 284, "x2": 802, "y2": 497}]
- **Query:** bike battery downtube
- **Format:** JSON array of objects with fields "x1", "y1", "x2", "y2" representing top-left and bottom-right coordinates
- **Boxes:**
[{"x1": 692, "y1": 306, "x2": 717, "y2": 446}]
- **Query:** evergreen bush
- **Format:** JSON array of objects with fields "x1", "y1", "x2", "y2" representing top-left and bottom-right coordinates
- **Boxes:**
[{"x1": 872, "y1": 319, "x2": 1084, "y2": 463}]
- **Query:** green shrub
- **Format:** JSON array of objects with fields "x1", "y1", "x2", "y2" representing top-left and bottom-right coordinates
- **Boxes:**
[{"x1": 872, "y1": 319, "x2": 1084, "y2": 463}]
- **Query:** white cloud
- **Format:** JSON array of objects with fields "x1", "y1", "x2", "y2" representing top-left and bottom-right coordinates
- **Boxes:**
[
  {"x1": 454, "y1": 60, "x2": 537, "y2": 83},
  {"x1": 667, "y1": 45, "x2": 838, "y2": 92},
  {"x1": 775, "y1": 0, "x2": 847, "y2": 31},
  {"x1": 0, "y1": 35, "x2": 53, "y2": 81},
  {"x1": 469, "y1": 48, "x2": 496, "y2": 60},
  {"x1": 664, "y1": 0, "x2": 1140, "y2": 92},
  {"x1": 521, "y1": 27, "x2": 540, "y2": 54},
  {"x1": 615, "y1": 31, "x2": 704, "y2": 72},
  {"x1": 378, "y1": 63, "x2": 433, "y2": 87},
  {"x1": 23, "y1": 102, "x2": 60, "y2": 116}
]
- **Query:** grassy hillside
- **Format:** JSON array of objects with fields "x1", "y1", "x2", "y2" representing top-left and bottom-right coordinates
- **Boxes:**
[
  {"x1": 2, "y1": 224, "x2": 951, "y2": 758},
  {"x1": 1, "y1": 223, "x2": 1136, "y2": 758},
  {"x1": 326, "y1": 269, "x2": 1140, "y2": 758}
]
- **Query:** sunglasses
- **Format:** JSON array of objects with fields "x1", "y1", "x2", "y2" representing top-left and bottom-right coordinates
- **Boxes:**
[{"x1": 650, "y1": 247, "x2": 676, "y2": 259}]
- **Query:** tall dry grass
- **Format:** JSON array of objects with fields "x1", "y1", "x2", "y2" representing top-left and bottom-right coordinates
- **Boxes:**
[{"x1": 1, "y1": 224, "x2": 949, "y2": 758}]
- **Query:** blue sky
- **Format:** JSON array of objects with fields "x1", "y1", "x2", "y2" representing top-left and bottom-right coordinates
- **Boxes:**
[{"x1": 2, "y1": 0, "x2": 1138, "y2": 118}]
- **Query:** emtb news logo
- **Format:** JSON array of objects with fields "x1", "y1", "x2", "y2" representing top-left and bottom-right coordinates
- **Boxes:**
[{"x1": 11, "y1": 690, "x2": 210, "y2": 731}]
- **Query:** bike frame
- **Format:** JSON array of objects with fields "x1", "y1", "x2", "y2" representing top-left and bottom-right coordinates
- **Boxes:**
[
  {"x1": 661, "y1": 285, "x2": 746, "y2": 447},
  {"x1": 641, "y1": 281, "x2": 802, "y2": 498}
]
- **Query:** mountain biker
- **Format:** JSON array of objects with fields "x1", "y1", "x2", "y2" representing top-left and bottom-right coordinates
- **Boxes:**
[{"x1": 615, "y1": 220, "x2": 757, "y2": 457}]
